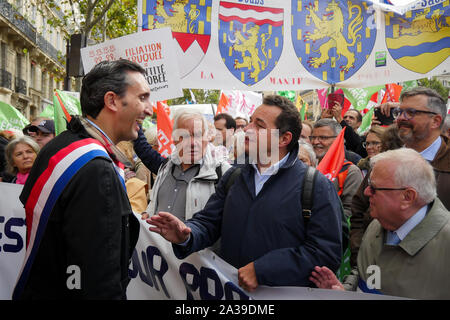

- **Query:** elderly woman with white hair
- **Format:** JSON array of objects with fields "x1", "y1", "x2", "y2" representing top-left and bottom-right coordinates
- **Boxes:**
[
  {"x1": 298, "y1": 139, "x2": 317, "y2": 167},
  {"x1": 3, "y1": 136, "x2": 40, "y2": 184}
]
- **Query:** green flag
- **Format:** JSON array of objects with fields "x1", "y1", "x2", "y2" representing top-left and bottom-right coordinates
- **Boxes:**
[
  {"x1": 53, "y1": 89, "x2": 81, "y2": 135},
  {"x1": 358, "y1": 108, "x2": 375, "y2": 134},
  {"x1": 401, "y1": 80, "x2": 418, "y2": 94},
  {"x1": 277, "y1": 90, "x2": 296, "y2": 103},
  {"x1": 0, "y1": 101, "x2": 29, "y2": 131},
  {"x1": 342, "y1": 86, "x2": 384, "y2": 111},
  {"x1": 39, "y1": 104, "x2": 55, "y2": 118}
]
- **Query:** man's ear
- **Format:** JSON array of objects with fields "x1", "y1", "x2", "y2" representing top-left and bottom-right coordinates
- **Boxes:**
[
  {"x1": 104, "y1": 91, "x2": 118, "y2": 112},
  {"x1": 431, "y1": 114, "x2": 443, "y2": 130},
  {"x1": 279, "y1": 131, "x2": 293, "y2": 149},
  {"x1": 400, "y1": 188, "x2": 418, "y2": 209}
]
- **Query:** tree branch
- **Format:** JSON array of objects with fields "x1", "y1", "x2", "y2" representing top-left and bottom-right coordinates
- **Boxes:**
[{"x1": 86, "y1": 0, "x2": 115, "y2": 32}]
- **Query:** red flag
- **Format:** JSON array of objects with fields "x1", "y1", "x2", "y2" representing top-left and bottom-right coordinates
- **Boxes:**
[
  {"x1": 381, "y1": 83, "x2": 402, "y2": 103},
  {"x1": 156, "y1": 102, "x2": 175, "y2": 158},
  {"x1": 317, "y1": 127, "x2": 346, "y2": 182},
  {"x1": 216, "y1": 92, "x2": 230, "y2": 115}
]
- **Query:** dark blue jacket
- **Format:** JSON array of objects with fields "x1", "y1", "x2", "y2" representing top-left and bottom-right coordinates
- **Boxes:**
[{"x1": 174, "y1": 144, "x2": 343, "y2": 287}]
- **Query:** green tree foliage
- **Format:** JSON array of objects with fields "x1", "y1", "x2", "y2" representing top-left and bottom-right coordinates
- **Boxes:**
[
  {"x1": 418, "y1": 77, "x2": 449, "y2": 101},
  {"x1": 168, "y1": 89, "x2": 220, "y2": 106},
  {"x1": 37, "y1": 0, "x2": 137, "y2": 42}
]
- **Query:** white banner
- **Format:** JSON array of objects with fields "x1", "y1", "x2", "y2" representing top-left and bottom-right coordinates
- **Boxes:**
[
  {"x1": 80, "y1": 27, "x2": 183, "y2": 102},
  {"x1": 0, "y1": 183, "x2": 25, "y2": 300},
  {"x1": 139, "y1": 0, "x2": 450, "y2": 90},
  {"x1": 0, "y1": 182, "x2": 403, "y2": 300},
  {"x1": 220, "y1": 90, "x2": 263, "y2": 119}
]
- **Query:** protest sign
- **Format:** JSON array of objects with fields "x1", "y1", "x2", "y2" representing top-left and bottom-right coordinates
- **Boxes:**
[{"x1": 81, "y1": 27, "x2": 183, "y2": 102}]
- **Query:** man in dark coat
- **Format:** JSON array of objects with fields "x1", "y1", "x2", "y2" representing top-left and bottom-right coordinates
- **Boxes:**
[
  {"x1": 146, "y1": 95, "x2": 343, "y2": 292},
  {"x1": 13, "y1": 59, "x2": 151, "y2": 299}
]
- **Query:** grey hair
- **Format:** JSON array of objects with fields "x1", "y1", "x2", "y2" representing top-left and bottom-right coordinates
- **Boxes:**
[
  {"x1": 172, "y1": 108, "x2": 208, "y2": 133},
  {"x1": 400, "y1": 87, "x2": 447, "y2": 128},
  {"x1": 370, "y1": 148, "x2": 436, "y2": 204},
  {"x1": 313, "y1": 118, "x2": 342, "y2": 136},
  {"x1": 298, "y1": 139, "x2": 317, "y2": 167},
  {"x1": 5, "y1": 136, "x2": 40, "y2": 175}
]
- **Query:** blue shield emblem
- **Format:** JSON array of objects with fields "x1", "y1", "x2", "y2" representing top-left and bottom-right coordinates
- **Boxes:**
[
  {"x1": 292, "y1": 0, "x2": 376, "y2": 84},
  {"x1": 218, "y1": 1, "x2": 284, "y2": 86},
  {"x1": 142, "y1": 0, "x2": 212, "y2": 78},
  {"x1": 385, "y1": 3, "x2": 450, "y2": 74}
]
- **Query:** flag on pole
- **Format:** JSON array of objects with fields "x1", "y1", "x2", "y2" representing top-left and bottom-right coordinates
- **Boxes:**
[
  {"x1": 53, "y1": 89, "x2": 81, "y2": 135},
  {"x1": 317, "y1": 127, "x2": 346, "y2": 182},
  {"x1": 39, "y1": 105, "x2": 54, "y2": 118},
  {"x1": 156, "y1": 102, "x2": 175, "y2": 158},
  {"x1": 381, "y1": 83, "x2": 403, "y2": 103},
  {"x1": 296, "y1": 95, "x2": 308, "y2": 121},
  {"x1": 216, "y1": 92, "x2": 230, "y2": 115},
  {"x1": 0, "y1": 101, "x2": 29, "y2": 131}
]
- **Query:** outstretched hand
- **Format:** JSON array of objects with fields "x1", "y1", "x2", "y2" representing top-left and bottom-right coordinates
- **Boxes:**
[
  {"x1": 309, "y1": 266, "x2": 345, "y2": 291},
  {"x1": 146, "y1": 211, "x2": 191, "y2": 244}
]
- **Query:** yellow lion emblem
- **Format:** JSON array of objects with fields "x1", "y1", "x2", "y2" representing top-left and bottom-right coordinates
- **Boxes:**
[
  {"x1": 148, "y1": 0, "x2": 199, "y2": 33},
  {"x1": 303, "y1": 0, "x2": 363, "y2": 73},
  {"x1": 398, "y1": 9, "x2": 444, "y2": 36},
  {"x1": 230, "y1": 24, "x2": 271, "y2": 82}
]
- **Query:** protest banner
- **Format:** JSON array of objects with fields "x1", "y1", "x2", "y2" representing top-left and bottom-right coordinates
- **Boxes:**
[
  {"x1": 0, "y1": 183, "x2": 25, "y2": 300},
  {"x1": 0, "y1": 182, "x2": 404, "y2": 300},
  {"x1": 139, "y1": 0, "x2": 449, "y2": 91},
  {"x1": 80, "y1": 27, "x2": 183, "y2": 102},
  {"x1": 53, "y1": 89, "x2": 82, "y2": 135},
  {"x1": 216, "y1": 90, "x2": 262, "y2": 119},
  {"x1": 0, "y1": 102, "x2": 29, "y2": 132}
]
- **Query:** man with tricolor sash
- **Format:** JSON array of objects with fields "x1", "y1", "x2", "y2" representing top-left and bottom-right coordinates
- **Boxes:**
[{"x1": 12, "y1": 60, "x2": 152, "y2": 299}]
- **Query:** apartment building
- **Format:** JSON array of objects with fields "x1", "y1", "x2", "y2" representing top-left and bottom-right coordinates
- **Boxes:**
[{"x1": 0, "y1": 0, "x2": 67, "y2": 121}]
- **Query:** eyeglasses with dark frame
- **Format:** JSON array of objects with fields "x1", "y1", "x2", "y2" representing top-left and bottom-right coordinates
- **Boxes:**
[
  {"x1": 392, "y1": 107, "x2": 437, "y2": 120},
  {"x1": 309, "y1": 135, "x2": 337, "y2": 142},
  {"x1": 367, "y1": 177, "x2": 407, "y2": 194}
]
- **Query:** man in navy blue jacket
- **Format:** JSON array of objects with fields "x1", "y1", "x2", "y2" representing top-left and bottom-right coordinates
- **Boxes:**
[{"x1": 147, "y1": 95, "x2": 342, "y2": 292}]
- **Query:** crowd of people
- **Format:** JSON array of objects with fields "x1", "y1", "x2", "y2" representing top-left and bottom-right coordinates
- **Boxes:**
[{"x1": 1, "y1": 59, "x2": 449, "y2": 300}]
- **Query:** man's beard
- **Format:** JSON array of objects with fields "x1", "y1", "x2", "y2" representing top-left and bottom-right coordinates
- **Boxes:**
[{"x1": 397, "y1": 121, "x2": 430, "y2": 146}]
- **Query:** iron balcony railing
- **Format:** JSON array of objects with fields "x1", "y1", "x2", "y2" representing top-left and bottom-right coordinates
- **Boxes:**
[
  {"x1": 0, "y1": 0, "x2": 63, "y2": 67},
  {"x1": 0, "y1": 68, "x2": 12, "y2": 90},
  {"x1": 0, "y1": 0, "x2": 36, "y2": 43},
  {"x1": 15, "y1": 77, "x2": 27, "y2": 95}
]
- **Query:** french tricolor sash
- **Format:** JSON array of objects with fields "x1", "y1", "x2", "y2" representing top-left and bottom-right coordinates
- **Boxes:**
[
  {"x1": 358, "y1": 278, "x2": 383, "y2": 295},
  {"x1": 12, "y1": 138, "x2": 126, "y2": 299}
]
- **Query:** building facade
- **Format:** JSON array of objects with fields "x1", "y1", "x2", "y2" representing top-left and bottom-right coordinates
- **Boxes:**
[{"x1": 0, "y1": 0, "x2": 67, "y2": 121}]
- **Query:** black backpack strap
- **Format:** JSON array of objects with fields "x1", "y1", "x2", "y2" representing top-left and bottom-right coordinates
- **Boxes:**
[
  {"x1": 302, "y1": 165, "x2": 318, "y2": 224},
  {"x1": 224, "y1": 167, "x2": 241, "y2": 195},
  {"x1": 215, "y1": 165, "x2": 223, "y2": 186}
]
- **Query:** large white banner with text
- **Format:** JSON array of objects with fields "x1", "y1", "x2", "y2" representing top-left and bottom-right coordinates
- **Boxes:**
[
  {"x1": 138, "y1": 0, "x2": 450, "y2": 90},
  {"x1": 0, "y1": 182, "x2": 402, "y2": 300}
]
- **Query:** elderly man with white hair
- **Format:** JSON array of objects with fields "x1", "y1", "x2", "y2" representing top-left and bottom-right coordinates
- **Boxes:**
[
  {"x1": 134, "y1": 109, "x2": 231, "y2": 221},
  {"x1": 310, "y1": 148, "x2": 450, "y2": 299}
]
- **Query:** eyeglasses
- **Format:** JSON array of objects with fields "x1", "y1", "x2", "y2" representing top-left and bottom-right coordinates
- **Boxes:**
[
  {"x1": 392, "y1": 107, "x2": 437, "y2": 120},
  {"x1": 367, "y1": 177, "x2": 407, "y2": 194},
  {"x1": 309, "y1": 135, "x2": 337, "y2": 142},
  {"x1": 362, "y1": 141, "x2": 381, "y2": 149}
]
